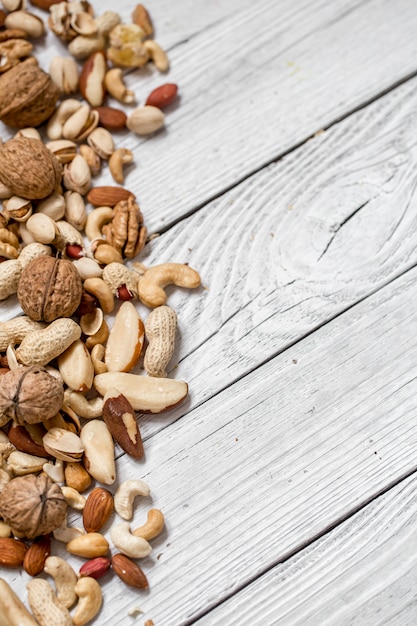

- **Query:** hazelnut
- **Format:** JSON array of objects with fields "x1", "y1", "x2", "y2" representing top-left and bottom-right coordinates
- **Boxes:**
[
  {"x1": 0, "y1": 59, "x2": 60, "y2": 128},
  {"x1": 0, "y1": 136, "x2": 62, "y2": 200},
  {"x1": 0, "y1": 474, "x2": 67, "y2": 539},
  {"x1": 0, "y1": 365, "x2": 64, "y2": 426},
  {"x1": 17, "y1": 256, "x2": 82, "y2": 322}
]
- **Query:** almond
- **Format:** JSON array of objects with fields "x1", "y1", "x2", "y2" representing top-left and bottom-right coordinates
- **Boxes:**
[
  {"x1": 103, "y1": 390, "x2": 144, "y2": 459},
  {"x1": 86, "y1": 186, "x2": 134, "y2": 207},
  {"x1": 132, "y1": 4, "x2": 153, "y2": 36},
  {"x1": 0, "y1": 537, "x2": 27, "y2": 567},
  {"x1": 92, "y1": 106, "x2": 127, "y2": 131},
  {"x1": 145, "y1": 83, "x2": 178, "y2": 109},
  {"x1": 23, "y1": 534, "x2": 51, "y2": 576},
  {"x1": 82, "y1": 487, "x2": 114, "y2": 532},
  {"x1": 79, "y1": 556, "x2": 111, "y2": 579},
  {"x1": 111, "y1": 553, "x2": 149, "y2": 589}
]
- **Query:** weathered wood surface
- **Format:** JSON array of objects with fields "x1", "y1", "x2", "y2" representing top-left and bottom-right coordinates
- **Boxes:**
[
  {"x1": 1, "y1": 0, "x2": 417, "y2": 624},
  {"x1": 195, "y1": 473, "x2": 417, "y2": 625}
]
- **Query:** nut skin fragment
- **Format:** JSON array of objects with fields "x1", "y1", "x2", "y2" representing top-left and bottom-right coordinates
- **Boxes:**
[
  {"x1": 27, "y1": 578, "x2": 72, "y2": 626},
  {"x1": 0, "y1": 578, "x2": 39, "y2": 626},
  {"x1": 103, "y1": 389, "x2": 144, "y2": 459},
  {"x1": 138, "y1": 262, "x2": 201, "y2": 307}
]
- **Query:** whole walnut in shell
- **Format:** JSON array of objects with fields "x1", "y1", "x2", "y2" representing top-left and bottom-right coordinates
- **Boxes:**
[
  {"x1": 0, "y1": 365, "x2": 64, "y2": 426},
  {"x1": 0, "y1": 136, "x2": 62, "y2": 200},
  {"x1": 0, "y1": 59, "x2": 60, "y2": 128},
  {"x1": 0, "y1": 474, "x2": 67, "y2": 539},
  {"x1": 18, "y1": 256, "x2": 82, "y2": 322}
]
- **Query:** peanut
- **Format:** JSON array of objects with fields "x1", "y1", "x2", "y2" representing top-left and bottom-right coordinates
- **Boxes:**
[
  {"x1": 15, "y1": 318, "x2": 82, "y2": 366},
  {"x1": 144, "y1": 305, "x2": 177, "y2": 377}
]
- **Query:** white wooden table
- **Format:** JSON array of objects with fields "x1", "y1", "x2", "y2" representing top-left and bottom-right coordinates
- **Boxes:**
[{"x1": 2, "y1": 0, "x2": 417, "y2": 623}]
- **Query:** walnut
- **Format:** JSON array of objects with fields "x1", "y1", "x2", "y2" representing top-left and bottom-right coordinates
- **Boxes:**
[
  {"x1": 17, "y1": 256, "x2": 82, "y2": 322},
  {"x1": 0, "y1": 136, "x2": 62, "y2": 200},
  {"x1": 102, "y1": 196, "x2": 147, "y2": 259},
  {"x1": 0, "y1": 365, "x2": 64, "y2": 426},
  {"x1": 0, "y1": 59, "x2": 60, "y2": 128},
  {"x1": 0, "y1": 474, "x2": 67, "y2": 539}
]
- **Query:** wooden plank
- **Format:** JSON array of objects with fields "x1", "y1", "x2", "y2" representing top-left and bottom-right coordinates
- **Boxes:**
[
  {"x1": 5, "y1": 73, "x2": 417, "y2": 437},
  {"x1": 85, "y1": 0, "x2": 417, "y2": 231},
  {"x1": 46, "y1": 264, "x2": 417, "y2": 625},
  {"x1": 4, "y1": 0, "x2": 417, "y2": 232},
  {"x1": 194, "y1": 474, "x2": 417, "y2": 625}
]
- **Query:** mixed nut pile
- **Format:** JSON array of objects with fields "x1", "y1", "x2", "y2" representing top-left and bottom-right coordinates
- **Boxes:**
[{"x1": 0, "y1": 1, "x2": 200, "y2": 624}]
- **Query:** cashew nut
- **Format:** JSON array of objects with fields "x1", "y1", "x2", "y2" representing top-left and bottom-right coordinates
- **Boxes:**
[
  {"x1": 83, "y1": 277, "x2": 114, "y2": 313},
  {"x1": 61, "y1": 486, "x2": 86, "y2": 510},
  {"x1": 90, "y1": 343, "x2": 107, "y2": 375},
  {"x1": 65, "y1": 389, "x2": 103, "y2": 419},
  {"x1": 133, "y1": 508, "x2": 165, "y2": 541},
  {"x1": 110, "y1": 522, "x2": 152, "y2": 558},
  {"x1": 43, "y1": 556, "x2": 78, "y2": 609},
  {"x1": 138, "y1": 263, "x2": 201, "y2": 307},
  {"x1": 109, "y1": 148, "x2": 134, "y2": 184},
  {"x1": 104, "y1": 68, "x2": 135, "y2": 103},
  {"x1": 27, "y1": 578, "x2": 72, "y2": 626},
  {"x1": 0, "y1": 578, "x2": 38, "y2": 626},
  {"x1": 53, "y1": 517, "x2": 85, "y2": 544},
  {"x1": 114, "y1": 479, "x2": 150, "y2": 521},
  {"x1": 0, "y1": 521, "x2": 12, "y2": 537},
  {"x1": 85, "y1": 206, "x2": 113, "y2": 240},
  {"x1": 72, "y1": 576, "x2": 102, "y2": 626},
  {"x1": 43, "y1": 458, "x2": 65, "y2": 483}
]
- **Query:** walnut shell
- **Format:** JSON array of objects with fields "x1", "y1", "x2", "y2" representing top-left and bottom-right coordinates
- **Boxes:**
[
  {"x1": 18, "y1": 256, "x2": 82, "y2": 322},
  {"x1": 0, "y1": 59, "x2": 60, "y2": 128},
  {"x1": 0, "y1": 365, "x2": 64, "y2": 425},
  {"x1": 0, "y1": 136, "x2": 62, "y2": 200},
  {"x1": 0, "y1": 474, "x2": 67, "y2": 539}
]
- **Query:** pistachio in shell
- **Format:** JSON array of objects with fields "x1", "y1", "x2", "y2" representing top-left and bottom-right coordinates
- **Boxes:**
[
  {"x1": 0, "y1": 474, "x2": 67, "y2": 539},
  {"x1": 0, "y1": 365, "x2": 64, "y2": 426}
]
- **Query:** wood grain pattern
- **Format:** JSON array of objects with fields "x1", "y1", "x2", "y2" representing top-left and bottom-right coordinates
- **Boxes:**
[
  {"x1": 84, "y1": 265, "x2": 417, "y2": 624},
  {"x1": 88, "y1": 0, "x2": 417, "y2": 231},
  {"x1": 194, "y1": 474, "x2": 417, "y2": 625}
]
